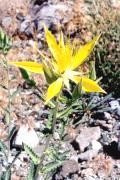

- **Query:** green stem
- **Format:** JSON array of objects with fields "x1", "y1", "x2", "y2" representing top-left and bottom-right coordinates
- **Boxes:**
[
  {"x1": 35, "y1": 95, "x2": 59, "y2": 178},
  {"x1": 3, "y1": 55, "x2": 11, "y2": 167}
]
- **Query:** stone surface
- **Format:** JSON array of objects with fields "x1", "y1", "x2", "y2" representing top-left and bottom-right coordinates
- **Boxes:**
[
  {"x1": 60, "y1": 160, "x2": 79, "y2": 177},
  {"x1": 109, "y1": 100, "x2": 120, "y2": 110},
  {"x1": 14, "y1": 124, "x2": 39, "y2": 148},
  {"x1": 76, "y1": 127, "x2": 101, "y2": 152},
  {"x1": 78, "y1": 150, "x2": 98, "y2": 161},
  {"x1": 91, "y1": 140, "x2": 102, "y2": 151}
]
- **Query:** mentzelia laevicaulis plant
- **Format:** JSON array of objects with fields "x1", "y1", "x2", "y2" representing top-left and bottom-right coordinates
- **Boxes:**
[{"x1": 9, "y1": 26, "x2": 106, "y2": 103}]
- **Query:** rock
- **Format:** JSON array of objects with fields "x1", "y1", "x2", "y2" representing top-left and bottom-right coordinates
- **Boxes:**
[
  {"x1": 14, "y1": 124, "x2": 39, "y2": 148},
  {"x1": 104, "y1": 112, "x2": 112, "y2": 120},
  {"x1": 19, "y1": 15, "x2": 34, "y2": 37},
  {"x1": 60, "y1": 160, "x2": 79, "y2": 177},
  {"x1": 109, "y1": 100, "x2": 120, "y2": 110},
  {"x1": 2, "y1": 17, "x2": 12, "y2": 29},
  {"x1": 116, "y1": 107, "x2": 120, "y2": 116},
  {"x1": 76, "y1": 127, "x2": 101, "y2": 152},
  {"x1": 91, "y1": 140, "x2": 102, "y2": 151},
  {"x1": 78, "y1": 150, "x2": 98, "y2": 161},
  {"x1": 109, "y1": 0, "x2": 120, "y2": 8},
  {"x1": 30, "y1": 3, "x2": 71, "y2": 33}
]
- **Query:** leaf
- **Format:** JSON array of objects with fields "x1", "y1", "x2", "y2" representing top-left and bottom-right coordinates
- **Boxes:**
[
  {"x1": 89, "y1": 61, "x2": 96, "y2": 80},
  {"x1": 42, "y1": 62, "x2": 58, "y2": 84},
  {"x1": 45, "y1": 78, "x2": 63, "y2": 104},
  {"x1": 20, "y1": 68, "x2": 30, "y2": 80},
  {"x1": 1, "y1": 170, "x2": 11, "y2": 180},
  {"x1": 9, "y1": 61, "x2": 43, "y2": 74},
  {"x1": 41, "y1": 160, "x2": 64, "y2": 174},
  {"x1": 0, "y1": 140, "x2": 7, "y2": 158},
  {"x1": 27, "y1": 162, "x2": 37, "y2": 180},
  {"x1": 10, "y1": 87, "x2": 22, "y2": 102},
  {"x1": 20, "y1": 68, "x2": 36, "y2": 87},
  {"x1": 8, "y1": 126, "x2": 17, "y2": 141},
  {"x1": 24, "y1": 144, "x2": 40, "y2": 165},
  {"x1": 71, "y1": 35, "x2": 100, "y2": 69},
  {"x1": 0, "y1": 28, "x2": 12, "y2": 54}
]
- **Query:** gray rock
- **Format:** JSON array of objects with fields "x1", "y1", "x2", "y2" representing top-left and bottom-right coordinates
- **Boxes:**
[
  {"x1": 19, "y1": 15, "x2": 34, "y2": 37},
  {"x1": 60, "y1": 160, "x2": 79, "y2": 177},
  {"x1": 109, "y1": 100, "x2": 120, "y2": 110},
  {"x1": 2, "y1": 17, "x2": 12, "y2": 29},
  {"x1": 31, "y1": 3, "x2": 71, "y2": 32},
  {"x1": 76, "y1": 127, "x2": 101, "y2": 152},
  {"x1": 117, "y1": 107, "x2": 120, "y2": 116}
]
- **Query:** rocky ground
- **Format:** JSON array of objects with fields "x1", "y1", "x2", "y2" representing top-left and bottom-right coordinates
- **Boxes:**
[{"x1": 0, "y1": 0, "x2": 120, "y2": 179}]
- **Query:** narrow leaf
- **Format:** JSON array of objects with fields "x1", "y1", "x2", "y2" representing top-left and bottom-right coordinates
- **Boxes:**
[{"x1": 24, "y1": 144, "x2": 40, "y2": 165}]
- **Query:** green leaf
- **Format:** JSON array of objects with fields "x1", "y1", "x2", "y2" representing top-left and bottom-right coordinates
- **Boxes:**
[
  {"x1": 42, "y1": 62, "x2": 58, "y2": 84},
  {"x1": 89, "y1": 61, "x2": 96, "y2": 80},
  {"x1": 20, "y1": 68, "x2": 36, "y2": 87},
  {"x1": 0, "y1": 28, "x2": 12, "y2": 54},
  {"x1": 10, "y1": 87, "x2": 22, "y2": 102},
  {"x1": 0, "y1": 140, "x2": 8, "y2": 158},
  {"x1": 27, "y1": 162, "x2": 37, "y2": 180},
  {"x1": 8, "y1": 126, "x2": 17, "y2": 141},
  {"x1": 41, "y1": 160, "x2": 64, "y2": 174},
  {"x1": 24, "y1": 144, "x2": 40, "y2": 165},
  {"x1": 1, "y1": 170, "x2": 11, "y2": 180}
]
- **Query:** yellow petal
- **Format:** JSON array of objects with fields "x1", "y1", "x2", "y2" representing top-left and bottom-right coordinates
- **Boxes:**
[
  {"x1": 44, "y1": 26, "x2": 70, "y2": 73},
  {"x1": 9, "y1": 61, "x2": 43, "y2": 74},
  {"x1": 71, "y1": 35, "x2": 100, "y2": 70},
  {"x1": 72, "y1": 76, "x2": 106, "y2": 93},
  {"x1": 44, "y1": 26, "x2": 64, "y2": 72},
  {"x1": 81, "y1": 77, "x2": 106, "y2": 93},
  {"x1": 45, "y1": 78, "x2": 63, "y2": 104}
]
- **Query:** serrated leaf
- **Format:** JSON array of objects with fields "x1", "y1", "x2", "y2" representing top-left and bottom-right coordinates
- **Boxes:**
[
  {"x1": 24, "y1": 144, "x2": 40, "y2": 165},
  {"x1": 41, "y1": 160, "x2": 64, "y2": 174},
  {"x1": 27, "y1": 162, "x2": 37, "y2": 180}
]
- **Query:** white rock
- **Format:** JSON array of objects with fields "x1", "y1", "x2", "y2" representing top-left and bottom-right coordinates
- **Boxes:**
[
  {"x1": 91, "y1": 140, "x2": 102, "y2": 151},
  {"x1": 104, "y1": 112, "x2": 112, "y2": 120},
  {"x1": 15, "y1": 125, "x2": 39, "y2": 148},
  {"x1": 109, "y1": 100, "x2": 120, "y2": 110},
  {"x1": 76, "y1": 127, "x2": 101, "y2": 152},
  {"x1": 14, "y1": 158, "x2": 22, "y2": 168}
]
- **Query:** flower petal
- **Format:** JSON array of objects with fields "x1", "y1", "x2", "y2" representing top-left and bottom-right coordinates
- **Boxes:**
[
  {"x1": 45, "y1": 78, "x2": 63, "y2": 104},
  {"x1": 9, "y1": 61, "x2": 43, "y2": 74},
  {"x1": 71, "y1": 35, "x2": 100, "y2": 70},
  {"x1": 71, "y1": 76, "x2": 106, "y2": 93},
  {"x1": 81, "y1": 77, "x2": 106, "y2": 93},
  {"x1": 44, "y1": 26, "x2": 72, "y2": 73},
  {"x1": 44, "y1": 26, "x2": 65, "y2": 73}
]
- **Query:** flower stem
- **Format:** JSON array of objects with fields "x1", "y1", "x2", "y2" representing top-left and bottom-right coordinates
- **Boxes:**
[{"x1": 35, "y1": 95, "x2": 59, "y2": 178}]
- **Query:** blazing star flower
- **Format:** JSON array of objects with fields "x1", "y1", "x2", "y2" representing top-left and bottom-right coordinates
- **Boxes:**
[{"x1": 9, "y1": 26, "x2": 106, "y2": 104}]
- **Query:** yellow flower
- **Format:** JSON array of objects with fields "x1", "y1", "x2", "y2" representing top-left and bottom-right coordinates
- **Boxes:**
[{"x1": 9, "y1": 26, "x2": 106, "y2": 104}]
